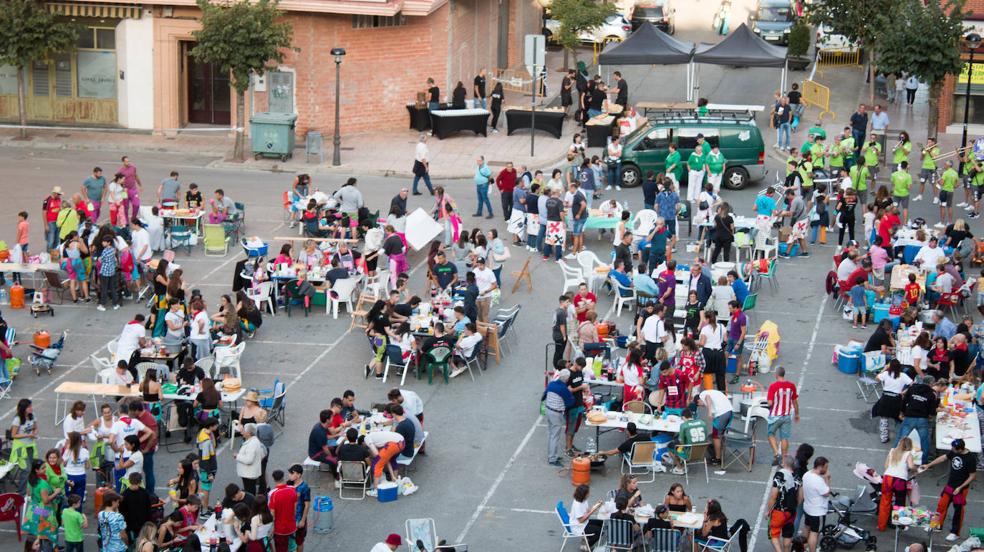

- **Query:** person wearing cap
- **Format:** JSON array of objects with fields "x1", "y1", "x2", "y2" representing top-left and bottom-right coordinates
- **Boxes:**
[
  {"x1": 543, "y1": 368, "x2": 575, "y2": 467},
  {"x1": 42, "y1": 186, "x2": 63, "y2": 252},
  {"x1": 896, "y1": 375, "x2": 940, "y2": 458},
  {"x1": 920, "y1": 438, "x2": 977, "y2": 542},
  {"x1": 371, "y1": 533, "x2": 402, "y2": 552}
]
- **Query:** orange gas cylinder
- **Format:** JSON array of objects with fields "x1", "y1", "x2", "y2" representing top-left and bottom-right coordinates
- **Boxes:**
[
  {"x1": 596, "y1": 323, "x2": 610, "y2": 339},
  {"x1": 93, "y1": 485, "x2": 109, "y2": 514},
  {"x1": 571, "y1": 456, "x2": 591, "y2": 486},
  {"x1": 9, "y1": 283, "x2": 24, "y2": 309},
  {"x1": 33, "y1": 330, "x2": 51, "y2": 349}
]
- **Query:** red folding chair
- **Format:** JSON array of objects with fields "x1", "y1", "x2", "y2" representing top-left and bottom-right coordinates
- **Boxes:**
[
  {"x1": 0, "y1": 493, "x2": 25, "y2": 541},
  {"x1": 936, "y1": 292, "x2": 961, "y2": 319}
]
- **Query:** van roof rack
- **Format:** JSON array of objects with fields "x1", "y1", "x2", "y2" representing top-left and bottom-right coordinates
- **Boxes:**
[{"x1": 645, "y1": 109, "x2": 757, "y2": 124}]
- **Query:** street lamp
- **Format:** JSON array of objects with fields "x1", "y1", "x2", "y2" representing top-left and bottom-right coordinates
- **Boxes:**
[
  {"x1": 331, "y1": 47, "x2": 346, "y2": 166},
  {"x1": 960, "y1": 33, "x2": 981, "y2": 174}
]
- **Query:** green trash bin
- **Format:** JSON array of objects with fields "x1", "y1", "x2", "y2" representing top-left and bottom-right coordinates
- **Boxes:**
[{"x1": 250, "y1": 112, "x2": 298, "y2": 161}]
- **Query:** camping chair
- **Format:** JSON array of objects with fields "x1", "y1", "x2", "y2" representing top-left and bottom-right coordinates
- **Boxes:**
[
  {"x1": 328, "y1": 277, "x2": 360, "y2": 319},
  {"x1": 555, "y1": 501, "x2": 596, "y2": 552},
  {"x1": 457, "y1": 344, "x2": 481, "y2": 382},
  {"x1": 698, "y1": 532, "x2": 740, "y2": 552},
  {"x1": 168, "y1": 225, "x2": 194, "y2": 255},
  {"x1": 857, "y1": 352, "x2": 883, "y2": 403},
  {"x1": 284, "y1": 279, "x2": 311, "y2": 317},
  {"x1": 610, "y1": 276, "x2": 637, "y2": 317},
  {"x1": 423, "y1": 346, "x2": 452, "y2": 384},
  {"x1": 621, "y1": 440, "x2": 659, "y2": 483},
  {"x1": 247, "y1": 281, "x2": 276, "y2": 316},
  {"x1": 338, "y1": 460, "x2": 369, "y2": 500},
  {"x1": 257, "y1": 379, "x2": 287, "y2": 426},
  {"x1": 383, "y1": 345, "x2": 415, "y2": 386},
  {"x1": 559, "y1": 261, "x2": 584, "y2": 293},
  {"x1": 936, "y1": 291, "x2": 961, "y2": 319},
  {"x1": 604, "y1": 517, "x2": 637, "y2": 552},
  {"x1": 405, "y1": 518, "x2": 438, "y2": 552},
  {"x1": 348, "y1": 292, "x2": 375, "y2": 331},
  {"x1": 202, "y1": 224, "x2": 230, "y2": 256},
  {"x1": 722, "y1": 416, "x2": 759, "y2": 472},
  {"x1": 40, "y1": 270, "x2": 70, "y2": 304},
  {"x1": 678, "y1": 442, "x2": 711, "y2": 484},
  {"x1": 0, "y1": 363, "x2": 11, "y2": 401},
  {"x1": 649, "y1": 528, "x2": 682, "y2": 552}
]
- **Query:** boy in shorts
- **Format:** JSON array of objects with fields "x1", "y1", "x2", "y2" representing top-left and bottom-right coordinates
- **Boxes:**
[
  {"x1": 196, "y1": 417, "x2": 219, "y2": 513},
  {"x1": 288, "y1": 464, "x2": 312, "y2": 552},
  {"x1": 850, "y1": 283, "x2": 868, "y2": 329},
  {"x1": 904, "y1": 272, "x2": 922, "y2": 308}
]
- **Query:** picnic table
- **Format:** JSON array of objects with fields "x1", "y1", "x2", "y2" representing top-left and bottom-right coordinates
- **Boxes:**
[
  {"x1": 935, "y1": 399, "x2": 982, "y2": 453},
  {"x1": 583, "y1": 409, "x2": 681, "y2": 444},
  {"x1": 595, "y1": 503, "x2": 703, "y2": 549},
  {"x1": 584, "y1": 209, "x2": 632, "y2": 231},
  {"x1": 53, "y1": 381, "x2": 245, "y2": 426},
  {"x1": 0, "y1": 262, "x2": 62, "y2": 289},
  {"x1": 889, "y1": 264, "x2": 926, "y2": 292},
  {"x1": 160, "y1": 208, "x2": 205, "y2": 236}
]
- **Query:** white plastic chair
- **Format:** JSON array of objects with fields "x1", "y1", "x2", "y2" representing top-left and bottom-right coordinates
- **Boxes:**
[
  {"x1": 107, "y1": 338, "x2": 119, "y2": 363},
  {"x1": 575, "y1": 250, "x2": 606, "y2": 293},
  {"x1": 213, "y1": 342, "x2": 245, "y2": 380},
  {"x1": 753, "y1": 232, "x2": 778, "y2": 260},
  {"x1": 247, "y1": 282, "x2": 276, "y2": 316},
  {"x1": 195, "y1": 357, "x2": 216, "y2": 380},
  {"x1": 610, "y1": 276, "x2": 636, "y2": 317},
  {"x1": 366, "y1": 269, "x2": 389, "y2": 299},
  {"x1": 732, "y1": 231, "x2": 754, "y2": 262},
  {"x1": 559, "y1": 261, "x2": 584, "y2": 293},
  {"x1": 630, "y1": 209, "x2": 659, "y2": 241},
  {"x1": 90, "y1": 354, "x2": 114, "y2": 382},
  {"x1": 328, "y1": 277, "x2": 360, "y2": 319}
]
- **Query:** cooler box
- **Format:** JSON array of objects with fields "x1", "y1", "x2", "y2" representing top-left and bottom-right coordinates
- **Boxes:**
[
  {"x1": 778, "y1": 242, "x2": 799, "y2": 257},
  {"x1": 377, "y1": 482, "x2": 399, "y2": 503},
  {"x1": 726, "y1": 354, "x2": 738, "y2": 374},
  {"x1": 836, "y1": 350, "x2": 862, "y2": 375},
  {"x1": 872, "y1": 303, "x2": 890, "y2": 323},
  {"x1": 650, "y1": 433, "x2": 673, "y2": 464}
]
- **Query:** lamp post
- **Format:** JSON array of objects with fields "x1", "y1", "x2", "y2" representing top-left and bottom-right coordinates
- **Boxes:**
[
  {"x1": 331, "y1": 47, "x2": 346, "y2": 166},
  {"x1": 960, "y1": 33, "x2": 981, "y2": 174}
]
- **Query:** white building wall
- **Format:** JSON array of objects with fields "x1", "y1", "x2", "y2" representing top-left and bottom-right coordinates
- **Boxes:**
[{"x1": 116, "y1": 12, "x2": 155, "y2": 129}]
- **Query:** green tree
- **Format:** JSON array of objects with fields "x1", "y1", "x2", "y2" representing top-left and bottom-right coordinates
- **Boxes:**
[
  {"x1": 805, "y1": 0, "x2": 893, "y2": 102},
  {"x1": 786, "y1": 20, "x2": 811, "y2": 59},
  {"x1": 874, "y1": 0, "x2": 968, "y2": 139},
  {"x1": 191, "y1": 0, "x2": 296, "y2": 161},
  {"x1": 0, "y1": 0, "x2": 77, "y2": 139},
  {"x1": 550, "y1": 0, "x2": 617, "y2": 70}
]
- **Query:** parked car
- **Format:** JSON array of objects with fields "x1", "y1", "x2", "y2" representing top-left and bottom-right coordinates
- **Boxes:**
[
  {"x1": 815, "y1": 23, "x2": 859, "y2": 53},
  {"x1": 629, "y1": 1, "x2": 675, "y2": 34},
  {"x1": 618, "y1": 111, "x2": 766, "y2": 190},
  {"x1": 749, "y1": 0, "x2": 796, "y2": 45},
  {"x1": 543, "y1": 14, "x2": 633, "y2": 45}
]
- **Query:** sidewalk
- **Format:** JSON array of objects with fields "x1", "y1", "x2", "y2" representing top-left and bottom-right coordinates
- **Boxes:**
[{"x1": 0, "y1": 49, "x2": 584, "y2": 179}]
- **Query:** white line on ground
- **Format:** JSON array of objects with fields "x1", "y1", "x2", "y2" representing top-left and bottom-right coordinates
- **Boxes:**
[
  {"x1": 749, "y1": 466, "x2": 776, "y2": 546},
  {"x1": 455, "y1": 414, "x2": 543, "y2": 544},
  {"x1": 801, "y1": 406, "x2": 860, "y2": 413},
  {"x1": 479, "y1": 506, "x2": 554, "y2": 515}
]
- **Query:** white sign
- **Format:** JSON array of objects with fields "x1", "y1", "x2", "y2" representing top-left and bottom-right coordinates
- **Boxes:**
[
  {"x1": 77, "y1": 51, "x2": 117, "y2": 99},
  {"x1": 524, "y1": 34, "x2": 546, "y2": 75},
  {"x1": 404, "y1": 208, "x2": 443, "y2": 251}
]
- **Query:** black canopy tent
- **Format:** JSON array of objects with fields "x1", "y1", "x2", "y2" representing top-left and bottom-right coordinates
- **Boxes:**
[
  {"x1": 597, "y1": 23, "x2": 696, "y2": 100},
  {"x1": 692, "y1": 23, "x2": 789, "y2": 99}
]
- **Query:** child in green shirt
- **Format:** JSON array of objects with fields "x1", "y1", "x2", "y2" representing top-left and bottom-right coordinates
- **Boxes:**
[{"x1": 62, "y1": 494, "x2": 87, "y2": 552}]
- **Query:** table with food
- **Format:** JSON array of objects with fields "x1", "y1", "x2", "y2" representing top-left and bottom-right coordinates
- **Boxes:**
[
  {"x1": 504, "y1": 105, "x2": 566, "y2": 139},
  {"x1": 408, "y1": 296, "x2": 457, "y2": 337},
  {"x1": 583, "y1": 407, "x2": 682, "y2": 444},
  {"x1": 890, "y1": 506, "x2": 941, "y2": 552},
  {"x1": 935, "y1": 388, "x2": 982, "y2": 453},
  {"x1": 159, "y1": 206, "x2": 206, "y2": 236},
  {"x1": 889, "y1": 264, "x2": 927, "y2": 292}
]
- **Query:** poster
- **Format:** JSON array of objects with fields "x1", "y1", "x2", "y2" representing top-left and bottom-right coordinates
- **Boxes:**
[
  {"x1": 404, "y1": 208, "x2": 442, "y2": 251},
  {"x1": 77, "y1": 51, "x2": 117, "y2": 99}
]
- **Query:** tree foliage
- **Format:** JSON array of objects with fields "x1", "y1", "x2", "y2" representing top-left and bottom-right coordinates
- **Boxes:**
[
  {"x1": 786, "y1": 20, "x2": 810, "y2": 59},
  {"x1": 804, "y1": 0, "x2": 893, "y2": 49},
  {"x1": 191, "y1": 0, "x2": 295, "y2": 96},
  {"x1": 0, "y1": 0, "x2": 78, "y2": 137},
  {"x1": 874, "y1": 0, "x2": 968, "y2": 139},
  {"x1": 550, "y1": 0, "x2": 617, "y2": 63}
]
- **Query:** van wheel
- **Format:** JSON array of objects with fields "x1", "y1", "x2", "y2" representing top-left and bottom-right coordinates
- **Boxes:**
[
  {"x1": 723, "y1": 167, "x2": 750, "y2": 190},
  {"x1": 620, "y1": 165, "x2": 641, "y2": 188}
]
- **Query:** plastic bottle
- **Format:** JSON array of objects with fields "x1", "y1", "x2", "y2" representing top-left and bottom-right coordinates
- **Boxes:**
[
  {"x1": 586, "y1": 437, "x2": 597, "y2": 455},
  {"x1": 0, "y1": 287, "x2": 8, "y2": 306}
]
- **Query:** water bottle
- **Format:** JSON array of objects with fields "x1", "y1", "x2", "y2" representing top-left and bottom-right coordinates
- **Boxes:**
[
  {"x1": 586, "y1": 437, "x2": 597, "y2": 455},
  {"x1": 0, "y1": 287, "x2": 8, "y2": 306}
]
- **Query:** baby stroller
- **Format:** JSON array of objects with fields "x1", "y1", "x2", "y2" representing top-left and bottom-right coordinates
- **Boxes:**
[
  {"x1": 819, "y1": 485, "x2": 878, "y2": 552},
  {"x1": 28, "y1": 331, "x2": 67, "y2": 375}
]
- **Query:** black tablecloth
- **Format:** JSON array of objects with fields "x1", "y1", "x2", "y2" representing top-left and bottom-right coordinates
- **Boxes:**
[
  {"x1": 505, "y1": 110, "x2": 565, "y2": 139},
  {"x1": 586, "y1": 119, "x2": 616, "y2": 148},
  {"x1": 430, "y1": 110, "x2": 490, "y2": 139},
  {"x1": 406, "y1": 103, "x2": 451, "y2": 132}
]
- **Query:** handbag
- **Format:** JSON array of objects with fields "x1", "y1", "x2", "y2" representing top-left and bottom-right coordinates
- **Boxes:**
[
  {"x1": 698, "y1": 199, "x2": 709, "y2": 211},
  {"x1": 492, "y1": 245, "x2": 511, "y2": 262}
]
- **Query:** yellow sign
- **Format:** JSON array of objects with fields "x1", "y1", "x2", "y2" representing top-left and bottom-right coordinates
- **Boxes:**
[{"x1": 957, "y1": 62, "x2": 984, "y2": 85}]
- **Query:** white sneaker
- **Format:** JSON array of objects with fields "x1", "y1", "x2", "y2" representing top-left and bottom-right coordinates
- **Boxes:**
[
  {"x1": 957, "y1": 201, "x2": 968, "y2": 207},
  {"x1": 96, "y1": 305, "x2": 106, "y2": 312},
  {"x1": 605, "y1": 185, "x2": 613, "y2": 191},
  {"x1": 933, "y1": 197, "x2": 940, "y2": 204},
  {"x1": 366, "y1": 489, "x2": 378, "y2": 497},
  {"x1": 565, "y1": 253, "x2": 577, "y2": 259},
  {"x1": 913, "y1": 194, "x2": 923, "y2": 201},
  {"x1": 113, "y1": 304, "x2": 120, "y2": 310},
  {"x1": 334, "y1": 479, "x2": 341, "y2": 489},
  {"x1": 449, "y1": 367, "x2": 466, "y2": 378},
  {"x1": 945, "y1": 533, "x2": 959, "y2": 542},
  {"x1": 616, "y1": 186, "x2": 622, "y2": 191},
  {"x1": 671, "y1": 467, "x2": 686, "y2": 475},
  {"x1": 934, "y1": 222, "x2": 946, "y2": 228},
  {"x1": 965, "y1": 204, "x2": 975, "y2": 210}
]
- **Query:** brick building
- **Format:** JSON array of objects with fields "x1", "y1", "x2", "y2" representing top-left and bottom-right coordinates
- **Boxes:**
[
  {"x1": 0, "y1": 0, "x2": 543, "y2": 137},
  {"x1": 938, "y1": 0, "x2": 984, "y2": 134}
]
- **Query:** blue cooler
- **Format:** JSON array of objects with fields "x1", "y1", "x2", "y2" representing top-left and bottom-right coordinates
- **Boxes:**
[
  {"x1": 778, "y1": 242, "x2": 799, "y2": 257},
  {"x1": 872, "y1": 303, "x2": 890, "y2": 323},
  {"x1": 888, "y1": 315, "x2": 901, "y2": 330},
  {"x1": 650, "y1": 433, "x2": 673, "y2": 464},
  {"x1": 377, "y1": 481, "x2": 399, "y2": 503},
  {"x1": 836, "y1": 350, "x2": 862, "y2": 374},
  {"x1": 726, "y1": 354, "x2": 738, "y2": 373}
]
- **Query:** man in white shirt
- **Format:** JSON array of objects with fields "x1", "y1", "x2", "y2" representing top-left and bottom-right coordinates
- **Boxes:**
[
  {"x1": 913, "y1": 237, "x2": 945, "y2": 268},
  {"x1": 411, "y1": 134, "x2": 433, "y2": 196},
  {"x1": 640, "y1": 304, "x2": 667, "y2": 363},
  {"x1": 870, "y1": 104, "x2": 890, "y2": 133},
  {"x1": 116, "y1": 314, "x2": 148, "y2": 371},
  {"x1": 802, "y1": 457, "x2": 832, "y2": 552},
  {"x1": 451, "y1": 323, "x2": 483, "y2": 378},
  {"x1": 934, "y1": 266, "x2": 955, "y2": 294},
  {"x1": 836, "y1": 252, "x2": 858, "y2": 282},
  {"x1": 130, "y1": 219, "x2": 152, "y2": 264},
  {"x1": 111, "y1": 400, "x2": 152, "y2": 452},
  {"x1": 472, "y1": 257, "x2": 497, "y2": 322},
  {"x1": 697, "y1": 389, "x2": 733, "y2": 465},
  {"x1": 387, "y1": 388, "x2": 423, "y2": 419}
]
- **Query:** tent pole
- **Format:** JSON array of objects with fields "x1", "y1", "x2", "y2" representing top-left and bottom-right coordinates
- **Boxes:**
[{"x1": 685, "y1": 62, "x2": 690, "y2": 102}]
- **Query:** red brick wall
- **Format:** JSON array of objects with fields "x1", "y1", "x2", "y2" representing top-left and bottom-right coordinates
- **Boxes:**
[{"x1": 938, "y1": 0, "x2": 984, "y2": 133}]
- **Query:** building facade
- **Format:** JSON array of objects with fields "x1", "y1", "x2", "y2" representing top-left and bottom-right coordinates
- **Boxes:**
[
  {"x1": 0, "y1": 0, "x2": 543, "y2": 137},
  {"x1": 938, "y1": 0, "x2": 984, "y2": 134}
]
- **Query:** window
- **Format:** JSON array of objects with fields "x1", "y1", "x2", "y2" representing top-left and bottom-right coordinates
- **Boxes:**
[
  {"x1": 0, "y1": 65, "x2": 18, "y2": 95},
  {"x1": 352, "y1": 14, "x2": 406, "y2": 29},
  {"x1": 268, "y1": 70, "x2": 294, "y2": 114},
  {"x1": 32, "y1": 61, "x2": 49, "y2": 97},
  {"x1": 55, "y1": 55, "x2": 73, "y2": 97},
  {"x1": 77, "y1": 51, "x2": 117, "y2": 99},
  {"x1": 638, "y1": 128, "x2": 668, "y2": 151}
]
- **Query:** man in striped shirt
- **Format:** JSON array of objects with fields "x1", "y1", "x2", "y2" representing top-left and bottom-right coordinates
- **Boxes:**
[{"x1": 766, "y1": 367, "x2": 799, "y2": 467}]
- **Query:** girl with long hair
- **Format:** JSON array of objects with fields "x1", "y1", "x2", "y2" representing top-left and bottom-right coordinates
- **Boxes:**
[
  {"x1": 877, "y1": 437, "x2": 917, "y2": 531},
  {"x1": 11, "y1": 398, "x2": 38, "y2": 473},
  {"x1": 61, "y1": 431, "x2": 90, "y2": 504},
  {"x1": 873, "y1": 359, "x2": 912, "y2": 443},
  {"x1": 23, "y1": 459, "x2": 60, "y2": 550}
]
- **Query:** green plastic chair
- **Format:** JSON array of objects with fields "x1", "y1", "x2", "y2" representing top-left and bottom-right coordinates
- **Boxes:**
[
  {"x1": 742, "y1": 293, "x2": 757, "y2": 312},
  {"x1": 423, "y1": 346, "x2": 452, "y2": 384}
]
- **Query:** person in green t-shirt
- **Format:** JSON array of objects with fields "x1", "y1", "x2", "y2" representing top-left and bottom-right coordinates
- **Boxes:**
[
  {"x1": 665, "y1": 143, "x2": 683, "y2": 191},
  {"x1": 840, "y1": 127, "x2": 856, "y2": 170},
  {"x1": 809, "y1": 137, "x2": 827, "y2": 170},
  {"x1": 799, "y1": 137, "x2": 814, "y2": 156},
  {"x1": 892, "y1": 131, "x2": 912, "y2": 170},
  {"x1": 969, "y1": 158, "x2": 984, "y2": 220},
  {"x1": 807, "y1": 122, "x2": 827, "y2": 141},
  {"x1": 960, "y1": 149, "x2": 975, "y2": 209},
  {"x1": 861, "y1": 133, "x2": 882, "y2": 180},
  {"x1": 849, "y1": 164, "x2": 871, "y2": 204},
  {"x1": 828, "y1": 136, "x2": 845, "y2": 171},
  {"x1": 668, "y1": 409, "x2": 709, "y2": 474},
  {"x1": 686, "y1": 136, "x2": 710, "y2": 203},
  {"x1": 938, "y1": 160, "x2": 959, "y2": 228},
  {"x1": 705, "y1": 144, "x2": 727, "y2": 193},
  {"x1": 916, "y1": 137, "x2": 940, "y2": 201},
  {"x1": 797, "y1": 160, "x2": 814, "y2": 194},
  {"x1": 785, "y1": 150, "x2": 800, "y2": 176},
  {"x1": 891, "y1": 160, "x2": 913, "y2": 222},
  {"x1": 62, "y1": 494, "x2": 87, "y2": 550}
]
